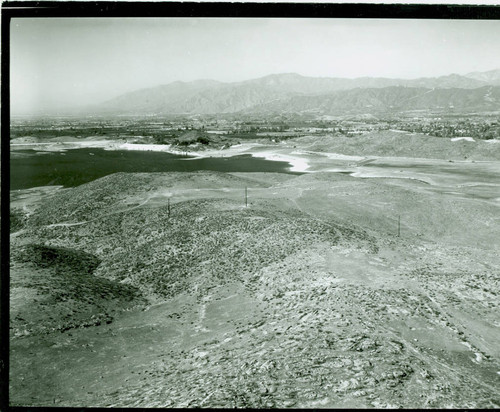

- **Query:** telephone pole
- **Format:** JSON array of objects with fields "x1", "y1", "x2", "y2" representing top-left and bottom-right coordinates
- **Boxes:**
[
  {"x1": 245, "y1": 186, "x2": 248, "y2": 207},
  {"x1": 398, "y1": 214, "x2": 400, "y2": 237}
]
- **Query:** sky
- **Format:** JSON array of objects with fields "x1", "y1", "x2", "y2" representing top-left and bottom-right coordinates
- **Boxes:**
[{"x1": 10, "y1": 18, "x2": 500, "y2": 114}]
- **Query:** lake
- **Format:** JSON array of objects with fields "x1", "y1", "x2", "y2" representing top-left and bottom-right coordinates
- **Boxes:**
[{"x1": 10, "y1": 148, "x2": 298, "y2": 190}]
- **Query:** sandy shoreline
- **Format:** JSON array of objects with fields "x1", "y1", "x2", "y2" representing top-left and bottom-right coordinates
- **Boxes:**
[{"x1": 10, "y1": 140, "x2": 314, "y2": 173}]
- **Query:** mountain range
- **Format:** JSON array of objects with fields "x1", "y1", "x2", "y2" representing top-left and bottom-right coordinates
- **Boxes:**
[{"x1": 93, "y1": 69, "x2": 500, "y2": 116}]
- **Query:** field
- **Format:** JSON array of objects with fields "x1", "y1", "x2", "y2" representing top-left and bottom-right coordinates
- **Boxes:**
[{"x1": 9, "y1": 131, "x2": 500, "y2": 408}]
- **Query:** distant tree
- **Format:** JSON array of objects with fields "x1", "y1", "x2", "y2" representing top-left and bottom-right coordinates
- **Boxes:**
[{"x1": 197, "y1": 136, "x2": 210, "y2": 145}]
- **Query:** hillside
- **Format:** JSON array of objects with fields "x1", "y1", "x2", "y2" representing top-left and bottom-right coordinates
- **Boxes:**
[
  {"x1": 465, "y1": 69, "x2": 500, "y2": 85},
  {"x1": 10, "y1": 170, "x2": 500, "y2": 407},
  {"x1": 289, "y1": 130, "x2": 500, "y2": 161},
  {"x1": 93, "y1": 70, "x2": 500, "y2": 116},
  {"x1": 11, "y1": 244, "x2": 145, "y2": 337},
  {"x1": 247, "y1": 86, "x2": 500, "y2": 115}
]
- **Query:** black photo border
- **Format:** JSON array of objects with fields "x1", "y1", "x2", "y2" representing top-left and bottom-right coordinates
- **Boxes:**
[{"x1": 2, "y1": 2, "x2": 500, "y2": 410}]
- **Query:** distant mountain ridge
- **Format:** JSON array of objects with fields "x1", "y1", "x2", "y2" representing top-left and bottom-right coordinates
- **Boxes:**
[
  {"x1": 247, "y1": 86, "x2": 500, "y2": 115},
  {"x1": 93, "y1": 69, "x2": 500, "y2": 116},
  {"x1": 464, "y1": 69, "x2": 500, "y2": 85}
]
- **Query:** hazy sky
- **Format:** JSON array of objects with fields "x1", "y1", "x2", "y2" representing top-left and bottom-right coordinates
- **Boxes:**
[{"x1": 10, "y1": 18, "x2": 500, "y2": 114}]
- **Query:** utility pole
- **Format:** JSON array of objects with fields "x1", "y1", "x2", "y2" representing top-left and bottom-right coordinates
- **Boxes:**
[
  {"x1": 245, "y1": 186, "x2": 248, "y2": 207},
  {"x1": 168, "y1": 198, "x2": 171, "y2": 217},
  {"x1": 398, "y1": 214, "x2": 400, "y2": 237}
]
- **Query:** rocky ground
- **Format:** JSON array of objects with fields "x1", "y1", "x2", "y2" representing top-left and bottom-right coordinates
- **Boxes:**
[{"x1": 9, "y1": 169, "x2": 500, "y2": 408}]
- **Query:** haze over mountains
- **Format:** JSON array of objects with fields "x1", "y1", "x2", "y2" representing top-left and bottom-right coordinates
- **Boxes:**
[{"x1": 92, "y1": 69, "x2": 500, "y2": 116}]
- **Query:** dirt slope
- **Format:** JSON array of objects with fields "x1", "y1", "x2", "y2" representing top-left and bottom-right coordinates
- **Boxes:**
[
  {"x1": 291, "y1": 130, "x2": 500, "y2": 161},
  {"x1": 9, "y1": 171, "x2": 500, "y2": 408}
]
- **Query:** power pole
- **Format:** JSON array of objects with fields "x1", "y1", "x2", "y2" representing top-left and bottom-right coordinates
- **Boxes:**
[
  {"x1": 168, "y1": 198, "x2": 171, "y2": 217},
  {"x1": 398, "y1": 214, "x2": 400, "y2": 237},
  {"x1": 245, "y1": 186, "x2": 248, "y2": 207}
]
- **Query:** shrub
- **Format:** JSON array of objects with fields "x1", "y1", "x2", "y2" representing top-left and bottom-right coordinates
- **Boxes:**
[{"x1": 10, "y1": 208, "x2": 26, "y2": 232}]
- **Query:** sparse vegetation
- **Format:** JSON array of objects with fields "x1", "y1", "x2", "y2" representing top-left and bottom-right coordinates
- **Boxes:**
[
  {"x1": 9, "y1": 120, "x2": 500, "y2": 408},
  {"x1": 19, "y1": 244, "x2": 100, "y2": 272},
  {"x1": 10, "y1": 208, "x2": 27, "y2": 232},
  {"x1": 11, "y1": 243, "x2": 145, "y2": 337}
]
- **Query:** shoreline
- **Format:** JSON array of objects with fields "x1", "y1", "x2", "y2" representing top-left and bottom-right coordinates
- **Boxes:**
[
  {"x1": 10, "y1": 139, "x2": 500, "y2": 179},
  {"x1": 10, "y1": 140, "x2": 314, "y2": 173}
]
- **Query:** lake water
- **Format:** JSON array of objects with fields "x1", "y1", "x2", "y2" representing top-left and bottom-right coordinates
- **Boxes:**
[{"x1": 10, "y1": 148, "x2": 298, "y2": 190}]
